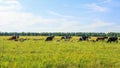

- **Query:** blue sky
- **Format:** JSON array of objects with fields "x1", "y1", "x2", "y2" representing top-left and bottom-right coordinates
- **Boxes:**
[{"x1": 0, "y1": 0, "x2": 120, "y2": 32}]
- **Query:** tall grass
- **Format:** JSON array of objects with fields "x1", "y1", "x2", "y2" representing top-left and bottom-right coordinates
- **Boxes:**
[{"x1": 0, "y1": 36, "x2": 120, "y2": 68}]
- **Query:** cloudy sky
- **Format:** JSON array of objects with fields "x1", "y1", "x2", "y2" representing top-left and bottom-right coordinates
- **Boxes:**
[{"x1": 0, "y1": 0, "x2": 120, "y2": 32}]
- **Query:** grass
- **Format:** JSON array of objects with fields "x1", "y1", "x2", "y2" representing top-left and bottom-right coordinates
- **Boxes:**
[{"x1": 0, "y1": 36, "x2": 120, "y2": 68}]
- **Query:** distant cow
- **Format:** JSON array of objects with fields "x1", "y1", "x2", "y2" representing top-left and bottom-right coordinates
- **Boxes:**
[
  {"x1": 78, "y1": 36, "x2": 90, "y2": 41},
  {"x1": 8, "y1": 36, "x2": 19, "y2": 41},
  {"x1": 61, "y1": 36, "x2": 72, "y2": 41},
  {"x1": 107, "y1": 37, "x2": 118, "y2": 43},
  {"x1": 96, "y1": 37, "x2": 108, "y2": 41},
  {"x1": 61, "y1": 36, "x2": 72, "y2": 40},
  {"x1": 45, "y1": 36, "x2": 54, "y2": 41},
  {"x1": 79, "y1": 38, "x2": 83, "y2": 41}
]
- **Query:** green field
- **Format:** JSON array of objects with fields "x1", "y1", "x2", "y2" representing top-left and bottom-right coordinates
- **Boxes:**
[{"x1": 0, "y1": 36, "x2": 120, "y2": 68}]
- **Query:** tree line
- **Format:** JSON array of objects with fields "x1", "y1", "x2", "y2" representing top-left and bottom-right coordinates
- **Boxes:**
[{"x1": 0, "y1": 32, "x2": 120, "y2": 37}]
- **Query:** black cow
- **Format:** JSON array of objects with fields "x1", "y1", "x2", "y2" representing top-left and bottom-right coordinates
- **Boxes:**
[
  {"x1": 45, "y1": 36, "x2": 54, "y2": 41},
  {"x1": 96, "y1": 37, "x2": 108, "y2": 41},
  {"x1": 78, "y1": 36, "x2": 89, "y2": 41},
  {"x1": 107, "y1": 37, "x2": 118, "y2": 43}
]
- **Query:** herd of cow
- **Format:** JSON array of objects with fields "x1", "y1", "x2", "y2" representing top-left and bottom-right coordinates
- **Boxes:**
[
  {"x1": 78, "y1": 36, "x2": 118, "y2": 43},
  {"x1": 7, "y1": 35, "x2": 119, "y2": 43}
]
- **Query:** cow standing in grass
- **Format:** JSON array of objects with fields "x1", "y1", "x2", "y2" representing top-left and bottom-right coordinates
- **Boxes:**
[
  {"x1": 45, "y1": 36, "x2": 54, "y2": 41},
  {"x1": 78, "y1": 36, "x2": 90, "y2": 41},
  {"x1": 61, "y1": 36, "x2": 72, "y2": 41},
  {"x1": 61, "y1": 36, "x2": 72, "y2": 40},
  {"x1": 107, "y1": 37, "x2": 118, "y2": 43},
  {"x1": 96, "y1": 37, "x2": 108, "y2": 41},
  {"x1": 8, "y1": 36, "x2": 19, "y2": 41}
]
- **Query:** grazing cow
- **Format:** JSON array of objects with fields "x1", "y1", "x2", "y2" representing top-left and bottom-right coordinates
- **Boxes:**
[
  {"x1": 96, "y1": 37, "x2": 108, "y2": 41},
  {"x1": 61, "y1": 36, "x2": 72, "y2": 41},
  {"x1": 8, "y1": 36, "x2": 19, "y2": 41},
  {"x1": 79, "y1": 38, "x2": 83, "y2": 41},
  {"x1": 45, "y1": 36, "x2": 54, "y2": 41},
  {"x1": 107, "y1": 37, "x2": 118, "y2": 43},
  {"x1": 78, "y1": 36, "x2": 90, "y2": 41},
  {"x1": 61, "y1": 36, "x2": 72, "y2": 40}
]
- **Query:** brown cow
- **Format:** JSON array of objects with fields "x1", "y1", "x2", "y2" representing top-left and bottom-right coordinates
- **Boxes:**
[
  {"x1": 8, "y1": 36, "x2": 19, "y2": 41},
  {"x1": 96, "y1": 37, "x2": 108, "y2": 41}
]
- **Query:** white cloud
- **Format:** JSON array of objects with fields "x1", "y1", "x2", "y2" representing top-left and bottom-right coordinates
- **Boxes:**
[
  {"x1": 0, "y1": 0, "x2": 118, "y2": 32},
  {"x1": 54, "y1": 19, "x2": 115, "y2": 32},
  {"x1": 0, "y1": 0, "x2": 22, "y2": 11},
  {"x1": 103, "y1": 0, "x2": 112, "y2": 3},
  {"x1": 0, "y1": 0, "x2": 58, "y2": 32},
  {"x1": 0, "y1": 9, "x2": 117, "y2": 32},
  {"x1": 0, "y1": 11, "x2": 60, "y2": 32},
  {"x1": 86, "y1": 20, "x2": 114, "y2": 28},
  {"x1": 85, "y1": 3, "x2": 108, "y2": 12},
  {"x1": 48, "y1": 10, "x2": 76, "y2": 19}
]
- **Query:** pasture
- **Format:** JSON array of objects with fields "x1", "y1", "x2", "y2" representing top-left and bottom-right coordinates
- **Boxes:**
[{"x1": 0, "y1": 36, "x2": 120, "y2": 68}]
